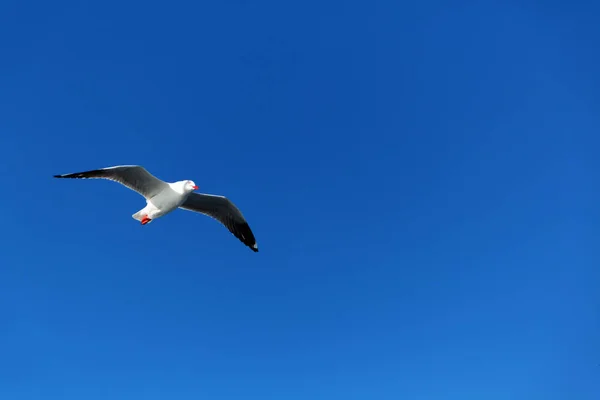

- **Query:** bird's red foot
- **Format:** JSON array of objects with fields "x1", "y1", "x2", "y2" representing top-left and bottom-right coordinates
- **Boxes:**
[{"x1": 141, "y1": 216, "x2": 151, "y2": 225}]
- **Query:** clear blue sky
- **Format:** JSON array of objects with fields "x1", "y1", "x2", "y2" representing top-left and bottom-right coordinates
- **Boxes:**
[{"x1": 0, "y1": 1, "x2": 598, "y2": 399}]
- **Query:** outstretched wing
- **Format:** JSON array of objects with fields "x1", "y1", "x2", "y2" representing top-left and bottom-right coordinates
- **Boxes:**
[
  {"x1": 180, "y1": 193, "x2": 258, "y2": 252},
  {"x1": 54, "y1": 165, "x2": 169, "y2": 199}
]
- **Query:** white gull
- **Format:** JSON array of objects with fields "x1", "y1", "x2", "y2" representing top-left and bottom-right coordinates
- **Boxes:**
[{"x1": 54, "y1": 165, "x2": 259, "y2": 252}]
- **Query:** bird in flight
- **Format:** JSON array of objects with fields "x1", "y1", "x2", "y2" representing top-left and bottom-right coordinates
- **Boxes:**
[{"x1": 54, "y1": 165, "x2": 258, "y2": 252}]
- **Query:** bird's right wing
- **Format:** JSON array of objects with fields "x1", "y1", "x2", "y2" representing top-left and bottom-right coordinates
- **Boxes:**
[{"x1": 53, "y1": 165, "x2": 169, "y2": 199}]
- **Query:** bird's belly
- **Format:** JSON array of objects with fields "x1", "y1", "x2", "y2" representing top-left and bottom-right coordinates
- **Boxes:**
[{"x1": 147, "y1": 191, "x2": 187, "y2": 218}]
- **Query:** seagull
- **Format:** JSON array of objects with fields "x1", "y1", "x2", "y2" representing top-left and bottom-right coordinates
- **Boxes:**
[{"x1": 54, "y1": 165, "x2": 259, "y2": 252}]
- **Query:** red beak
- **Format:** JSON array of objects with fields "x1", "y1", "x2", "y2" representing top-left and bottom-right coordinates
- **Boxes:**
[{"x1": 192, "y1": 186, "x2": 198, "y2": 190}]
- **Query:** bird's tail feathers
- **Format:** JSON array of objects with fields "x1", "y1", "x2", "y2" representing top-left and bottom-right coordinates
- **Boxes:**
[{"x1": 132, "y1": 209, "x2": 145, "y2": 222}]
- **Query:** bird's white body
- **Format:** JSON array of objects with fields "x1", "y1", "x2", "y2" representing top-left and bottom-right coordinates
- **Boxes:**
[
  {"x1": 132, "y1": 181, "x2": 194, "y2": 223},
  {"x1": 54, "y1": 165, "x2": 259, "y2": 252}
]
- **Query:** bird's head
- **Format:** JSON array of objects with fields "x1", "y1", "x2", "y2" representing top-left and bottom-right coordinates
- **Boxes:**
[{"x1": 184, "y1": 180, "x2": 199, "y2": 192}]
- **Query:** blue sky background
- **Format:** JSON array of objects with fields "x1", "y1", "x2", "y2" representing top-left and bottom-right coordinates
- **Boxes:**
[{"x1": 0, "y1": 1, "x2": 598, "y2": 399}]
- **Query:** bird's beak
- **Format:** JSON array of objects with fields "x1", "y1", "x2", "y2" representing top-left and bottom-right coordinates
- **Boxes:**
[{"x1": 193, "y1": 186, "x2": 198, "y2": 190}]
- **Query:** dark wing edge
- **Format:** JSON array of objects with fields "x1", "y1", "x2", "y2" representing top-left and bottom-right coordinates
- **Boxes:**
[
  {"x1": 53, "y1": 165, "x2": 167, "y2": 198},
  {"x1": 180, "y1": 193, "x2": 259, "y2": 252}
]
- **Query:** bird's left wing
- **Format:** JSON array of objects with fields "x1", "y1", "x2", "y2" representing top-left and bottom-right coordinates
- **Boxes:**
[{"x1": 180, "y1": 193, "x2": 258, "y2": 252}]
